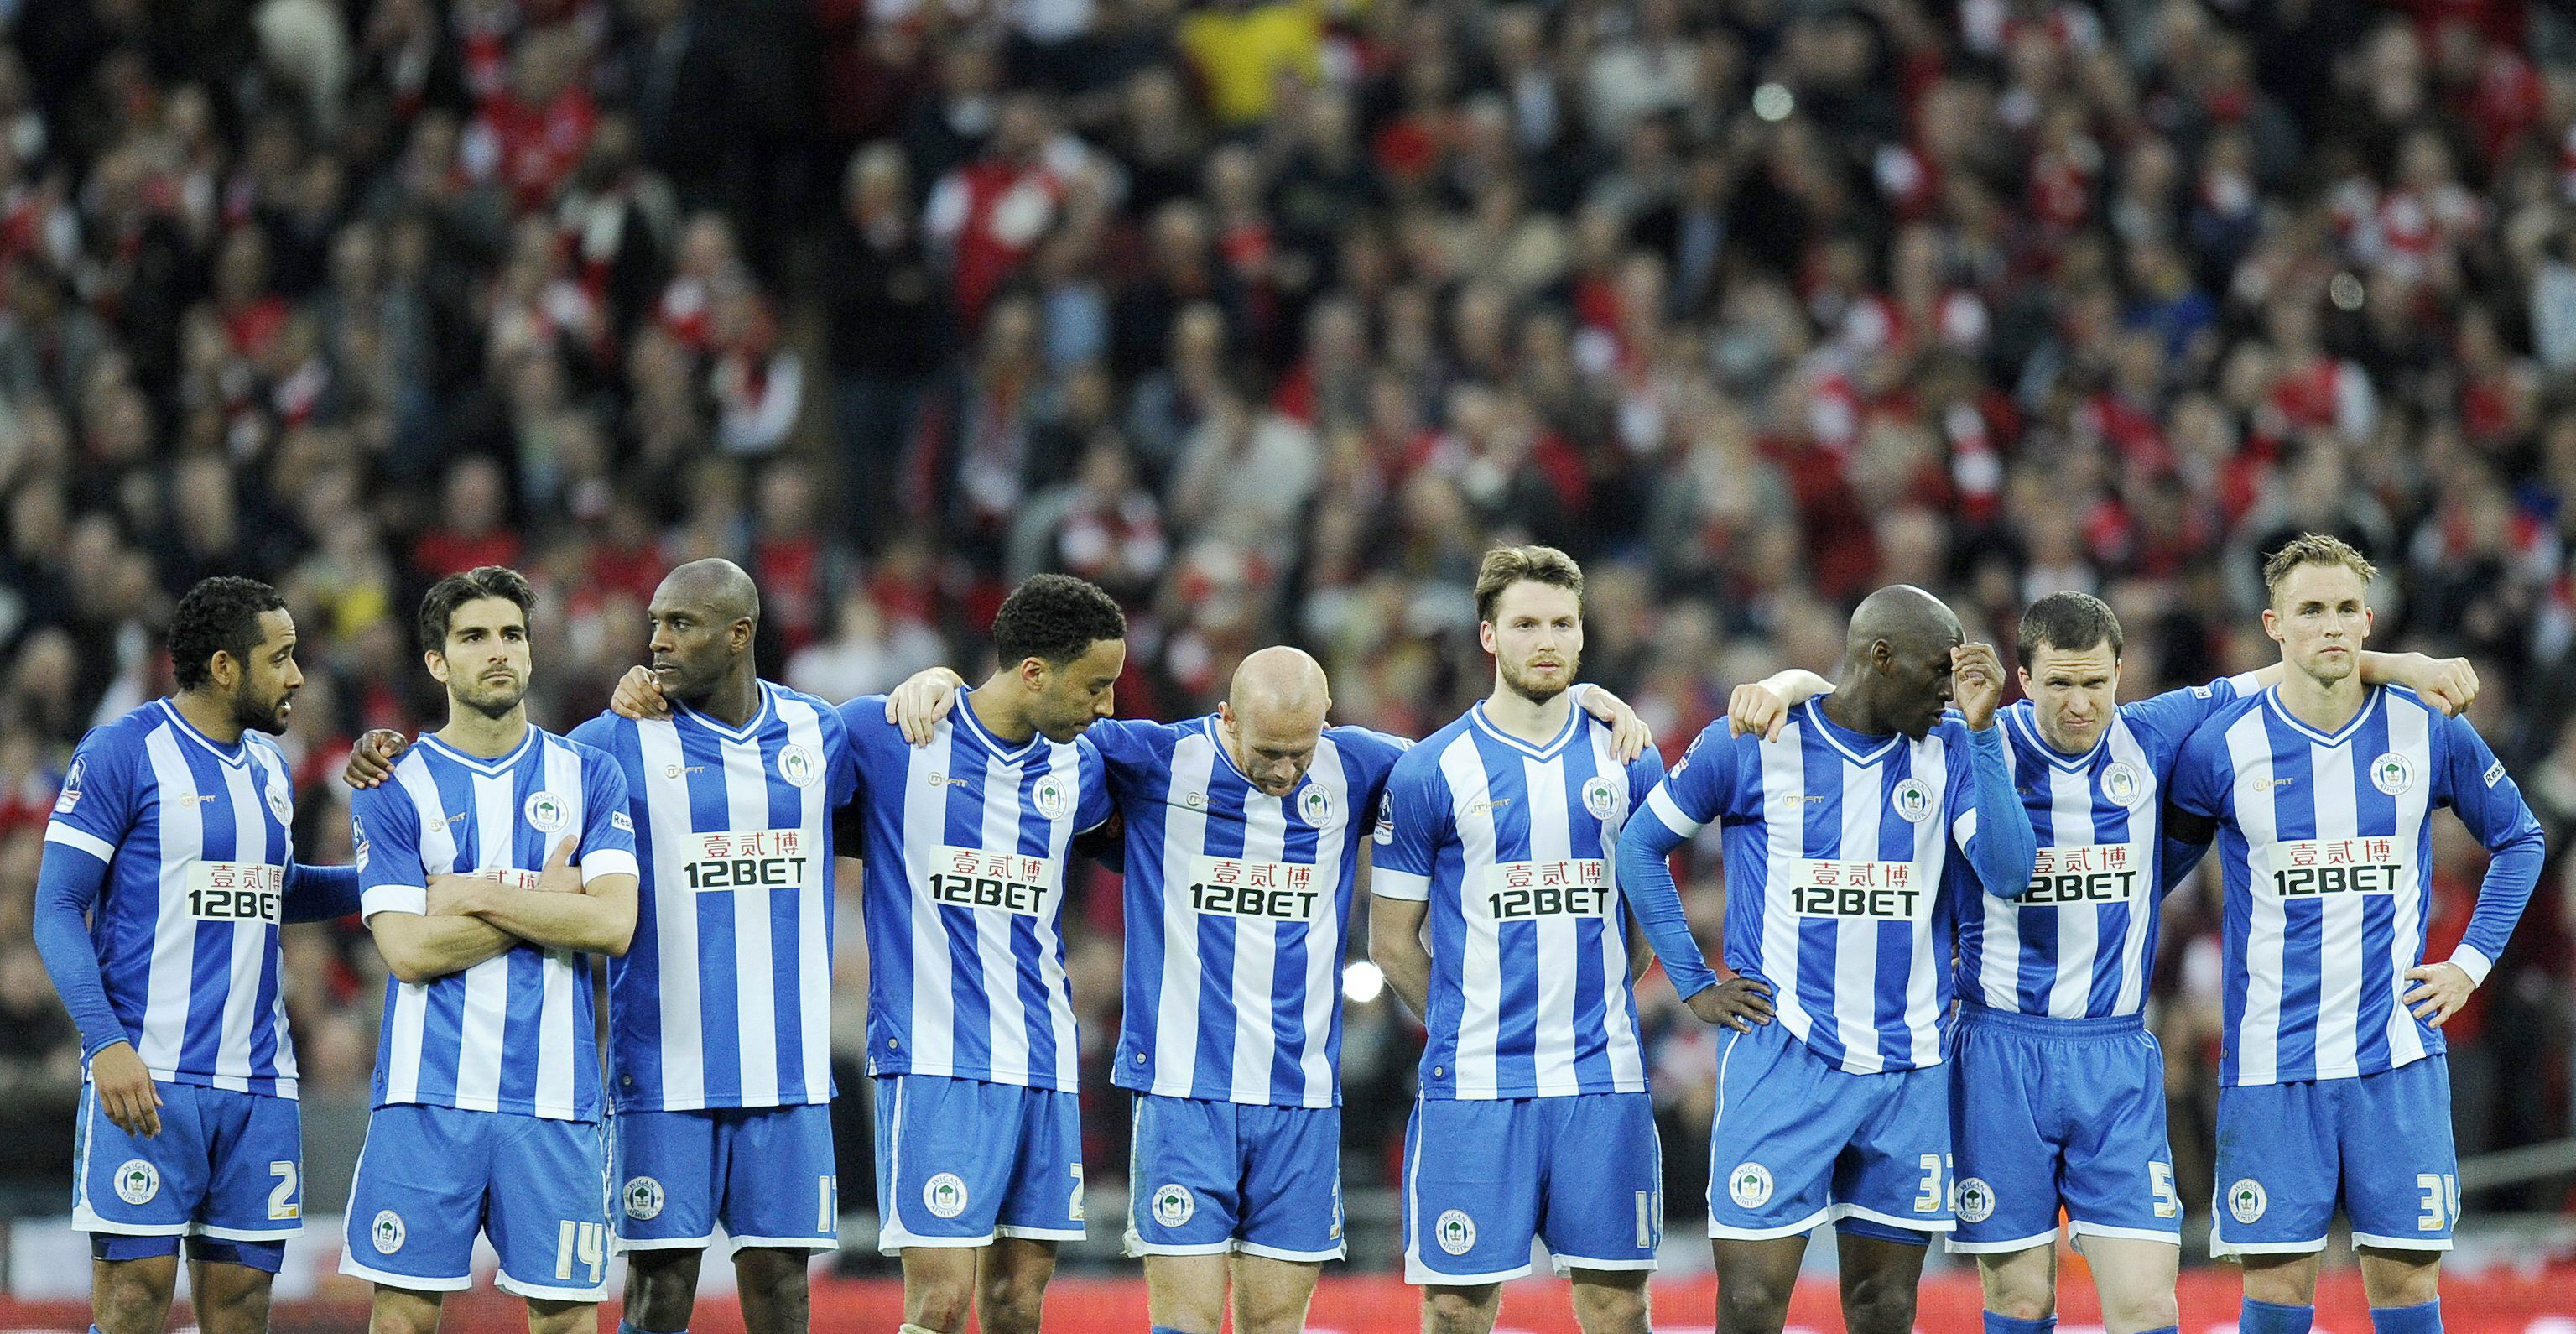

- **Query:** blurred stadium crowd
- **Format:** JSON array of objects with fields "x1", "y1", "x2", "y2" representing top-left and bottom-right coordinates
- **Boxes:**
[{"x1": 3, "y1": 0, "x2": 2576, "y2": 1246}]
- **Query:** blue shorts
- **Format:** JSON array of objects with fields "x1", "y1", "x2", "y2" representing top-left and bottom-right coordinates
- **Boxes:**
[
  {"x1": 2210, "y1": 1057, "x2": 2458, "y2": 1259},
  {"x1": 1126, "y1": 1095, "x2": 1342, "y2": 1262},
  {"x1": 1949, "y1": 1005, "x2": 2179, "y2": 1253},
  {"x1": 614, "y1": 1104, "x2": 838, "y2": 1254},
  {"x1": 339, "y1": 1104, "x2": 611, "y2": 1301},
  {"x1": 1708, "y1": 1019, "x2": 1953, "y2": 1242},
  {"x1": 1402, "y1": 1092, "x2": 1661, "y2": 1284},
  {"x1": 872, "y1": 1074, "x2": 1083, "y2": 1253},
  {"x1": 73, "y1": 1080, "x2": 302, "y2": 1258}
]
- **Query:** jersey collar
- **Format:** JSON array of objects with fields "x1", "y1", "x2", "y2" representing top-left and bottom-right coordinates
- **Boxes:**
[
  {"x1": 1467, "y1": 699, "x2": 1585, "y2": 762},
  {"x1": 673, "y1": 680, "x2": 774, "y2": 743},
  {"x1": 415, "y1": 724, "x2": 541, "y2": 777},
  {"x1": 1799, "y1": 697, "x2": 1902, "y2": 768},
  {"x1": 950, "y1": 685, "x2": 1047, "y2": 766},
  {"x1": 2260, "y1": 684, "x2": 2382, "y2": 748},
  {"x1": 155, "y1": 698, "x2": 250, "y2": 768}
]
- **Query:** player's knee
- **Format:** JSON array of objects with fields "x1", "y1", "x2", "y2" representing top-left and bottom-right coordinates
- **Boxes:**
[
  {"x1": 975, "y1": 1270, "x2": 1047, "y2": 1334},
  {"x1": 524, "y1": 1297, "x2": 596, "y2": 1334},
  {"x1": 1715, "y1": 1263, "x2": 1797, "y2": 1331},
  {"x1": 621, "y1": 1252, "x2": 701, "y2": 1330},
  {"x1": 1840, "y1": 1270, "x2": 1922, "y2": 1334},
  {"x1": 905, "y1": 1277, "x2": 973, "y2": 1334},
  {"x1": 2101, "y1": 1290, "x2": 2180, "y2": 1334},
  {"x1": 1991, "y1": 1292, "x2": 2054, "y2": 1323},
  {"x1": 191, "y1": 1276, "x2": 275, "y2": 1334},
  {"x1": 1423, "y1": 1283, "x2": 1501, "y2": 1334},
  {"x1": 92, "y1": 1259, "x2": 176, "y2": 1331},
  {"x1": 2357, "y1": 1250, "x2": 2441, "y2": 1307},
  {"x1": 1569, "y1": 1278, "x2": 1650, "y2": 1334}
]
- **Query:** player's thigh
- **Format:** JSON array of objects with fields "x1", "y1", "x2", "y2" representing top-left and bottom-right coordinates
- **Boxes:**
[
  {"x1": 2210, "y1": 1081, "x2": 2336, "y2": 1261},
  {"x1": 1126, "y1": 1094, "x2": 1245, "y2": 1258},
  {"x1": 89, "y1": 1250, "x2": 180, "y2": 1334},
  {"x1": 340, "y1": 1105, "x2": 488, "y2": 1293},
  {"x1": 872, "y1": 1074, "x2": 1017, "y2": 1253},
  {"x1": 995, "y1": 1085, "x2": 1085, "y2": 1243},
  {"x1": 1973, "y1": 1245, "x2": 2057, "y2": 1321},
  {"x1": 1707, "y1": 1021, "x2": 1872, "y2": 1240},
  {"x1": 1946, "y1": 1021, "x2": 2062, "y2": 1258},
  {"x1": 484, "y1": 1116, "x2": 612, "y2": 1303},
  {"x1": 717, "y1": 1103, "x2": 841, "y2": 1252},
  {"x1": 1835, "y1": 1231, "x2": 1932, "y2": 1334},
  {"x1": 1537, "y1": 1092, "x2": 1661, "y2": 1274},
  {"x1": 185, "y1": 1252, "x2": 279, "y2": 1334},
  {"x1": 1831, "y1": 1059, "x2": 1954, "y2": 1240},
  {"x1": 2078, "y1": 1235, "x2": 2181, "y2": 1334},
  {"x1": 1227, "y1": 1252, "x2": 1324, "y2": 1334},
  {"x1": 2058, "y1": 1029, "x2": 2184, "y2": 1249},
  {"x1": 198, "y1": 1089, "x2": 304, "y2": 1243},
  {"x1": 367, "y1": 1284, "x2": 445, "y2": 1334},
  {"x1": 525, "y1": 1296, "x2": 600, "y2": 1334},
  {"x1": 2338, "y1": 1060, "x2": 2461, "y2": 1257},
  {"x1": 1142, "y1": 1253, "x2": 1231, "y2": 1334},
  {"x1": 75, "y1": 1081, "x2": 211, "y2": 1238},
  {"x1": 1565, "y1": 1265, "x2": 1651, "y2": 1334},
  {"x1": 1235, "y1": 1103, "x2": 1344, "y2": 1263},
  {"x1": 613, "y1": 1108, "x2": 718, "y2": 1251},
  {"x1": 1402, "y1": 1097, "x2": 1544, "y2": 1285}
]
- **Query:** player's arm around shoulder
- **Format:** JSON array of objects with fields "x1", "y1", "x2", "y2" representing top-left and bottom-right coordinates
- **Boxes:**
[
  {"x1": 1366, "y1": 748, "x2": 1449, "y2": 1020},
  {"x1": 1949, "y1": 644, "x2": 2038, "y2": 897}
]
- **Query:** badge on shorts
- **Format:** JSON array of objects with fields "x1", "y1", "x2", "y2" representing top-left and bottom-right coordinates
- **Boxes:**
[
  {"x1": 1954, "y1": 1177, "x2": 1995, "y2": 1223},
  {"x1": 1891, "y1": 778, "x2": 1933, "y2": 823},
  {"x1": 1151, "y1": 1183, "x2": 1194, "y2": 1228},
  {"x1": 113, "y1": 1159, "x2": 158, "y2": 1205},
  {"x1": 525, "y1": 790, "x2": 568, "y2": 833},
  {"x1": 372, "y1": 1210, "x2": 406, "y2": 1253},
  {"x1": 1033, "y1": 775, "x2": 1071, "y2": 821},
  {"x1": 623, "y1": 1176, "x2": 665, "y2": 1221},
  {"x1": 1727, "y1": 1162, "x2": 1774, "y2": 1210},
  {"x1": 2228, "y1": 1178, "x2": 2266, "y2": 1224},
  {"x1": 924, "y1": 1172, "x2": 969, "y2": 1219},
  {"x1": 2370, "y1": 752, "x2": 2415, "y2": 795},
  {"x1": 1583, "y1": 776, "x2": 1619, "y2": 821},
  {"x1": 2100, "y1": 762, "x2": 2143, "y2": 809},
  {"x1": 1299, "y1": 786, "x2": 1333, "y2": 826},
  {"x1": 778, "y1": 744, "x2": 819, "y2": 789},
  {"x1": 1435, "y1": 1208, "x2": 1476, "y2": 1255}
]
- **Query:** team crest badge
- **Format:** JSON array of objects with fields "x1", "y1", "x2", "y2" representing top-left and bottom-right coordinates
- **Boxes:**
[
  {"x1": 113, "y1": 1159, "x2": 158, "y2": 1205},
  {"x1": 623, "y1": 1176, "x2": 665, "y2": 1221},
  {"x1": 924, "y1": 1173, "x2": 969, "y2": 1219},
  {"x1": 1151, "y1": 1184, "x2": 1194, "y2": 1228},
  {"x1": 1728, "y1": 1162, "x2": 1774, "y2": 1210},
  {"x1": 1033, "y1": 775, "x2": 1071, "y2": 821},
  {"x1": 54, "y1": 758, "x2": 82, "y2": 814},
  {"x1": 1955, "y1": 1177, "x2": 1995, "y2": 1224},
  {"x1": 525, "y1": 790, "x2": 568, "y2": 833},
  {"x1": 2371, "y1": 752, "x2": 2415, "y2": 796},
  {"x1": 1300, "y1": 786, "x2": 1334, "y2": 826},
  {"x1": 1583, "y1": 776, "x2": 1619, "y2": 821},
  {"x1": 372, "y1": 1210, "x2": 406, "y2": 1253},
  {"x1": 2100, "y1": 762, "x2": 2143, "y2": 809},
  {"x1": 1435, "y1": 1209, "x2": 1476, "y2": 1255},
  {"x1": 2228, "y1": 1178, "x2": 2266, "y2": 1224},
  {"x1": 1891, "y1": 778, "x2": 1933, "y2": 823},
  {"x1": 778, "y1": 744, "x2": 819, "y2": 789}
]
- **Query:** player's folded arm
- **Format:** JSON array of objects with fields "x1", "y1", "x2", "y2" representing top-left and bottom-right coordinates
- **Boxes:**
[{"x1": 1956, "y1": 725, "x2": 2039, "y2": 899}]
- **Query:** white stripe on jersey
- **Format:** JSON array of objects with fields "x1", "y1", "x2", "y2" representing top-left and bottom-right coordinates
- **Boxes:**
[
  {"x1": 2224, "y1": 709, "x2": 2285, "y2": 1086},
  {"x1": 974, "y1": 760, "x2": 1031, "y2": 1082},
  {"x1": 1229, "y1": 788, "x2": 1286, "y2": 1102},
  {"x1": 211, "y1": 756, "x2": 273, "y2": 1092},
  {"x1": 137, "y1": 727, "x2": 202, "y2": 1078},
  {"x1": 1524, "y1": 748, "x2": 1578, "y2": 1094},
  {"x1": 454, "y1": 766, "x2": 518, "y2": 1109},
  {"x1": 1828, "y1": 751, "x2": 1884, "y2": 1065},
  {"x1": 2042, "y1": 758, "x2": 2099, "y2": 1020},
  {"x1": 380, "y1": 759, "x2": 449, "y2": 1107},
  {"x1": 899, "y1": 731, "x2": 957, "y2": 1075},
  {"x1": 1030, "y1": 743, "x2": 1084, "y2": 1088},
  {"x1": 1439, "y1": 740, "x2": 1504, "y2": 1100},
  {"x1": 1756, "y1": 727, "x2": 1813, "y2": 1042},
  {"x1": 532, "y1": 743, "x2": 581, "y2": 1112},
  {"x1": 719, "y1": 730, "x2": 779, "y2": 1105},
  {"x1": 2378, "y1": 703, "x2": 2433, "y2": 1068},
  {"x1": 633, "y1": 721, "x2": 705, "y2": 1105},
  {"x1": 1148, "y1": 735, "x2": 1217, "y2": 1098},
  {"x1": 783, "y1": 700, "x2": 836, "y2": 1102},
  {"x1": 2308, "y1": 728, "x2": 2365, "y2": 1076},
  {"x1": 2106, "y1": 724, "x2": 2157, "y2": 1016},
  {"x1": 1294, "y1": 742, "x2": 1353, "y2": 1103},
  {"x1": 1902, "y1": 731, "x2": 1948, "y2": 1068},
  {"x1": 1584, "y1": 726, "x2": 1648, "y2": 1093}
]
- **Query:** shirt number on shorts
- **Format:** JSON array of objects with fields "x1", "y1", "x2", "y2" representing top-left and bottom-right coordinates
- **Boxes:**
[
  {"x1": 1069, "y1": 1164, "x2": 1085, "y2": 1222},
  {"x1": 2150, "y1": 1162, "x2": 2179, "y2": 1219},
  {"x1": 268, "y1": 1161, "x2": 298, "y2": 1220},
  {"x1": 2417, "y1": 1173, "x2": 2459, "y2": 1231},
  {"x1": 556, "y1": 1220, "x2": 605, "y2": 1285},
  {"x1": 819, "y1": 1175, "x2": 838, "y2": 1234},
  {"x1": 1916, "y1": 1154, "x2": 1948, "y2": 1214}
]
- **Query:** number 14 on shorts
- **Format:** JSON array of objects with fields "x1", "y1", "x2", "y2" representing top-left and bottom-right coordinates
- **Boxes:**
[{"x1": 556, "y1": 1221, "x2": 605, "y2": 1285}]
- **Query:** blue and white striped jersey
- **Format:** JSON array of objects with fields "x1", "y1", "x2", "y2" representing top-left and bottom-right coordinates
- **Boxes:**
[
  {"x1": 1373, "y1": 704, "x2": 1663, "y2": 1100},
  {"x1": 1101, "y1": 717, "x2": 1408, "y2": 1108},
  {"x1": 1956, "y1": 675, "x2": 2259, "y2": 1020},
  {"x1": 1637, "y1": 702, "x2": 2008, "y2": 1075},
  {"x1": 573, "y1": 682, "x2": 858, "y2": 1113},
  {"x1": 352, "y1": 727, "x2": 637, "y2": 1120},
  {"x1": 2169, "y1": 685, "x2": 2543, "y2": 1086},
  {"x1": 42, "y1": 701, "x2": 305, "y2": 1096},
  {"x1": 841, "y1": 687, "x2": 1112, "y2": 1092}
]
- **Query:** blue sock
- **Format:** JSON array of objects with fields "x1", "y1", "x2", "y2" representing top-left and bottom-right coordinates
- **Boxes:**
[
  {"x1": 1150, "y1": 1327, "x2": 1196, "y2": 1334},
  {"x1": 2243, "y1": 1299, "x2": 2317, "y2": 1334},
  {"x1": 1985, "y1": 1316, "x2": 2056, "y2": 1334},
  {"x1": 2371, "y1": 1301, "x2": 2442, "y2": 1334},
  {"x1": 2136, "y1": 1326, "x2": 2179, "y2": 1334}
]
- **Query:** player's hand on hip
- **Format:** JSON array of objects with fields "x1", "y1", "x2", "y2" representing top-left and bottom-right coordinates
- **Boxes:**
[
  {"x1": 610, "y1": 665, "x2": 673, "y2": 721},
  {"x1": 1579, "y1": 686, "x2": 1655, "y2": 763},
  {"x1": 1728, "y1": 683, "x2": 1791, "y2": 742},
  {"x1": 90, "y1": 1042, "x2": 161, "y2": 1138},
  {"x1": 2402, "y1": 961, "x2": 2475, "y2": 1027},
  {"x1": 1684, "y1": 977, "x2": 1775, "y2": 1033},
  {"x1": 2415, "y1": 655, "x2": 2480, "y2": 717},
  {"x1": 886, "y1": 667, "x2": 965, "y2": 746},
  {"x1": 1953, "y1": 643, "x2": 2006, "y2": 730},
  {"x1": 344, "y1": 730, "x2": 410, "y2": 788}
]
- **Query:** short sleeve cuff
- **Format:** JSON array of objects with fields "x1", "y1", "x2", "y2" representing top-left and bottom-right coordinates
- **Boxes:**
[
  {"x1": 2449, "y1": 946, "x2": 2495, "y2": 988},
  {"x1": 362, "y1": 884, "x2": 427, "y2": 920},
  {"x1": 44, "y1": 821, "x2": 114, "y2": 863},
  {"x1": 579, "y1": 849, "x2": 639, "y2": 884},
  {"x1": 1371, "y1": 868, "x2": 1431, "y2": 902},
  {"x1": 2225, "y1": 670, "x2": 2265, "y2": 696},
  {"x1": 1643, "y1": 785, "x2": 1704, "y2": 838},
  {"x1": 1951, "y1": 808, "x2": 1979, "y2": 846}
]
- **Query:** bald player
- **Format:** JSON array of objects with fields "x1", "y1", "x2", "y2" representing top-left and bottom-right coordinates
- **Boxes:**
[
  {"x1": 351, "y1": 560, "x2": 861, "y2": 1334},
  {"x1": 882, "y1": 647, "x2": 1650, "y2": 1334}
]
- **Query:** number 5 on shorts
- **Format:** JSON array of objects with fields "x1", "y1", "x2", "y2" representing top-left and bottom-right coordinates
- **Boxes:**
[{"x1": 2151, "y1": 1162, "x2": 2179, "y2": 1219}]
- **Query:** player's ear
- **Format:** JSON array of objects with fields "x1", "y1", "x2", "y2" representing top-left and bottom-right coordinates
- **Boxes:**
[{"x1": 424, "y1": 649, "x2": 449, "y2": 685}]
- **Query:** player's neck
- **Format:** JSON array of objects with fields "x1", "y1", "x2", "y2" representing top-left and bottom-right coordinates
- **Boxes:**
[
  {"x1": 691, "y1": 670, "x2": 762, "y2": 728},
  {"x1": 169, "y1": 690, "x2": 244, "y2": 748},
  {"x1": 1819, "y1": 685, "x2": 1896, "y2": 739},
  {"x1": 2277, "y1": 664, "x2": 2368, "y2": 735},
  {"x1": 438, "y1": 704, "x2": 529, "y2": 759},
  {"x1": 969, "y1": 671, "x2": 1038, "y2": 746},
  {"x1": 1482, "y1": 678, "x2": 1574, "y2": 744}
]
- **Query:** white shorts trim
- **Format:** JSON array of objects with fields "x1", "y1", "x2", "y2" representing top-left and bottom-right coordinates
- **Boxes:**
[
  {"x1": 1829, "y1": 1203, "x2": 1955, "y2": 1233},
  {"x1": 338, "y1": 1253, "x2": 474, "y2": 1292},
  {"x1": 880, "y1": 1232, "x2": 993, "y2": 1254},
  {"x1": 995, "y1": 1225, "x2": 1082, "y2": 1242},
  {"x1": 2210, "y1": 1232, "x2": 2327, "y2": 1259},
  {"x1": 1710, "y1": 1206, "x2": 1831, "y2": 1241},
  {"x1": 196, "y1": 1222, "x2": 303, "y2": 1242},
  {"x1": 1126, "y1": 1236, "x2": 1237, "y2": 1258},
  {"x1": 73, "y1": 1208, "x2": 190, "y2": 1238},
  {"x1": 728, "y1": 1233, "x2": 838, "y2": 1254},
  {"x1": 494, "y1": 1269, "x2": 609, "y2": 1302},
  {"x1": 1946, "y1": 1228, "x2": 2060, "y2": 1255},
  {"x1": 1404, "y1": 1255, "x2": 1531, "y2": 1285},
  {"x1": 1548, "y1": 1253, "x2": 1659, "y2": 1275},
  {"x1": 1236, "y1": 1240, "x2": 1345, "y2": 1264},
  {"x1": 611, "y1": 1233, "x2": 716, "y2": 1253},
  {"x1": 2350, "y1": 1232, "x2": 2454, "y2": 1253},
  {"x1": 2068, "y1": 1221, "x2": 2182, "y2": 1248}
]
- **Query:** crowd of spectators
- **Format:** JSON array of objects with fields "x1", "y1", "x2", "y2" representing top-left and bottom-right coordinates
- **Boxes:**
[{"x1": 6, "y1": 0, "x2": 2576, "y2": 1247}]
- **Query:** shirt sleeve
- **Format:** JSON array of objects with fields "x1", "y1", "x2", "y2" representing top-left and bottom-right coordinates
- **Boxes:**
[
  {"x1": 1949, "y1": 725, "x2": 2038, "y2": 899},
  {"x1": 2434, "y1": 711, "x2": 2544, "y2": 985},
  {"x1": 33, "y1": 834, "x2": 124, "y2": 1059},
  {"x1": 2121, "y1": 673, "x2": 2266, "y2": 750},
  {"x1": 1075, "y1": 733, "x2": 1115, "y2": 834},
  {"x1": 1370, "y1": 752, "x2": 1451, "y2": 901},
  {"x1": 579, "y1": 753, "x2": 640, "y2": 883},
  {"x1": 1616, "y1": 725, "x2": 1729, "y2": 999},
  {"x1": 42, "y1": 727, "x2": 139, "y2": 868},
  {"x1": 352, "y1": 783, "x2": 429, "y2": 920}
]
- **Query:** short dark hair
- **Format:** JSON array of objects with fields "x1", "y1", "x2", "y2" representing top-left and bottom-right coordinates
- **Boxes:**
[
  {"x1": 2016, "y1": 591, "x2": 2124, "y2": 670},
  {"x1": 992, "y1": 574, "x2": 1126, "y2": 667},
  {"x1": 1475, "y1": 545, "x2": 1584, "y2": 625},
  {"x1": 419, "y1": 565, "x2": 536, "y2": 649},
  {"x1": 170, "y1": 576, "x2": 288, "y2": 690},
  {"x1": 2262, "y1": 532, "x2": 2378, "y2": 603}
]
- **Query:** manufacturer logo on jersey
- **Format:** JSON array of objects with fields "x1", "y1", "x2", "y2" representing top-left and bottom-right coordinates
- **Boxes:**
[
  {"x1": 778, "y1": 743, "x2": 819, "y2": 788},
  {"x1": 1183, "y1": 790, "x2": 1207, "y2": 810},
  {"x1": 54, "y1": 758, "x2": 82, "y2": 814},
  {"x1": 1434, "y1": 1209, "x2": 1476, "y2": 1255},
  {"x1": 113, "y1": 1159, "x2": 159, "y2": 1205},
  {"x1": 623, "y1": 1176, "x2": 665, "y2": 1221},
  {"x1": 265, "y1": 782, "x2": 293, "y2": 824},
  {"x1": 1151, "y1": 1183, "x2": 1194, "y2": 1228},
  {"x1": 923, "y1": 1173, "x2": 969, "y2": 1219},
  {"x1": 611, "y1": 810, "x2": 633, "y2": 832},
  {"x1": 372, "y1": 1210, "x2": 406, "y2": 1253},
  {"x1": 1582, "y1": 776, "x2": 1618, "y2": 821},
  {"x1": 1033, "y1": 774, "x2": 1071, "y2": 821},
  {"x1": 1299, "y1": 786, "x2": 1333, "y2": 826},
  {"x1": 525, "y1": 790, "x2": 568, "y2": 833},
  {"x1": 2100, "y1": 761, "x2": 2143, "y2": 809},
  {"x1": 2228, "y1": 1179, "x2": 2266, "y2": 1224},
  {"x1": 2485, "y1": 759, "x2": 2507, "y2": 789},
  {"x1": 664, "y1": 764, "x2": 706, "y2": 779},
  {"x1": 1954, "y1": 1177, "x2": 1994, "y2": 1224},
  {"x1": 2245, "y1": 774, "x2": 2296, "y2": 793},
  {"x1": 1727, "y1": 1162, "x2": 1774, "y2": 1210},
  {"x1": 2192, "y1": 684, "x2": 2214, "y2": 699},
  {"x1": 2371, "y1": 752, "x2": 2415, "y2": 795},
  {"x1": 1464, "y1": 798, "x2": 1514, "y2": 818},
  {"x1": 1891, "y1": 778, "x2": 1933, "y2": 823}
]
